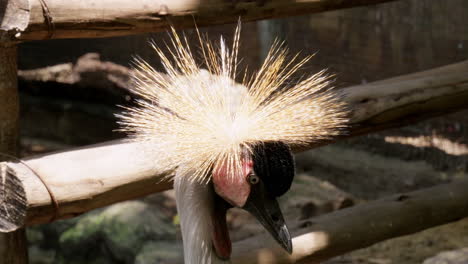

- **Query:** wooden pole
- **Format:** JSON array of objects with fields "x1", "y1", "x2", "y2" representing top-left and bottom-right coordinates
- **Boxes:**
[
  {"x1": 0, "y1": 0, "x2": 31, "y2": 262},
  {"x1": 297, "y1": 60, "x2": 468, "y2": 151},
  {"x1": 0, "y1": 44, "x2": 28, "y2": 264},
  {"x1": 18, "y1": 0, "x2": 399, "y2": 41}
]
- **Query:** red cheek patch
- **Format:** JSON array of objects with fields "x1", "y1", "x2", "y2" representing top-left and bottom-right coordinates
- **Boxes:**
[{"x1": 212, "y1": 159, "x2": 253, "y2": 207}]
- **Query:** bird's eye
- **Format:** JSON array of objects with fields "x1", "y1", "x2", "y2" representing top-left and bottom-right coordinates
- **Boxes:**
[{"x1": 248, "y1": 174, "x2": 260, "y2": 185}]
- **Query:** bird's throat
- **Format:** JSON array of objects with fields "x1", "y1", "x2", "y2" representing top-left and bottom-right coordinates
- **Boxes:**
[{"x1": 211, "y1": 195, "x2": 232, "y2": 260}]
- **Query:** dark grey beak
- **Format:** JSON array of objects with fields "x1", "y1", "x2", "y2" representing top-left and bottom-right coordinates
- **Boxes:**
[{"x1": 243, "y1": 185, "x2": 293, "y2": 254}]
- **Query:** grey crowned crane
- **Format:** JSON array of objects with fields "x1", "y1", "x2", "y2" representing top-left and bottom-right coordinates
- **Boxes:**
[{"x1": 118, "y1": 24, "x2": 348, "y2": 263}]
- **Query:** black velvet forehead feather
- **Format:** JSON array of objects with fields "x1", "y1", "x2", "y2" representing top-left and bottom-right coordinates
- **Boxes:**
[{"x1": 252, "y1": 142, "x2": 295, "y2": 197}]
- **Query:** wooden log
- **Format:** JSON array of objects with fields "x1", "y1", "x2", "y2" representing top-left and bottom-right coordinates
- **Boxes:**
[
  {"x1": 1, "y1": 60, "x2": 468, "y2": 233},
  {"x1": 0, "y1": 43, "x2": 28, "y2": 264},
  {"x1": 231, "y1": 178, "x2": 468, "y2": 263},
  {"x1": 347, "y1": 60, "x2": 468, "y2": 130},
  {"x1": 8, "y1": 0, "x2": 399, "y2": 41},
  {"x1": 3, "y1": 140, "x2": 173, "y2": 228},
  {"x1": 0, "y1": 0, "x2": 29, "y2": 43},
  {"x1": 298, "y1": 60, "x2": 468, "y2": 151}
]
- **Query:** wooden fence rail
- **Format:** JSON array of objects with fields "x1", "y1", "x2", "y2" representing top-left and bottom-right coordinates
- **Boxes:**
[{"x1": 2, "y1": 0, "x2": 399, "y2": 41}]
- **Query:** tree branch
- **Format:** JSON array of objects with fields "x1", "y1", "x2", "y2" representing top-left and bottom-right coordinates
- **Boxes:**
[
  {"x1": 9, "y1": 0, "x2": 399, "y2": 41},
  {"x1": 1, "y1": 60, "x2": 468, "y2": 233}
]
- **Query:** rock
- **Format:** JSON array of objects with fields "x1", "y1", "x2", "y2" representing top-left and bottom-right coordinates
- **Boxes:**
[
  {"x1": 135, "y1": 241, "x2": 182, "y2": 264},
  {"x1": 56, "y1": 200, "x2": 176, "y2": 264},
  {"x1": 29, "y1": 245, "x2": 55, "y2": 264},
  {"x1": 423, "y1": 248, "x2": 468, "y2": 264}
]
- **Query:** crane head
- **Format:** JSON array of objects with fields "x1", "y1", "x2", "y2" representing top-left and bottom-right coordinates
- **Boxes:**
[{"x1": 211, "y1": 142, "x2": 294, "y2": 258}]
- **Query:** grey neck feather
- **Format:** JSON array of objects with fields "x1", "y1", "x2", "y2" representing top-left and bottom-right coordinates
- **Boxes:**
[{"x1": 174, "y1": 173, "x2": 229, "y2": 264}]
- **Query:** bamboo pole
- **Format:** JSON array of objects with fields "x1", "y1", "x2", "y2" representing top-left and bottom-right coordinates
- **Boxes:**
[
  {"x1": 13, "y1": 0, "x2": 399, "y2": 41},
  {"x1": 1, "y1": 60, "x2": 468, "y2": 232}
]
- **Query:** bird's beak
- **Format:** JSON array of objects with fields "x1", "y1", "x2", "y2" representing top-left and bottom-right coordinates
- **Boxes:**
[{"x1": 243, "y1": 188, "x2": 293, "y2": 254}]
